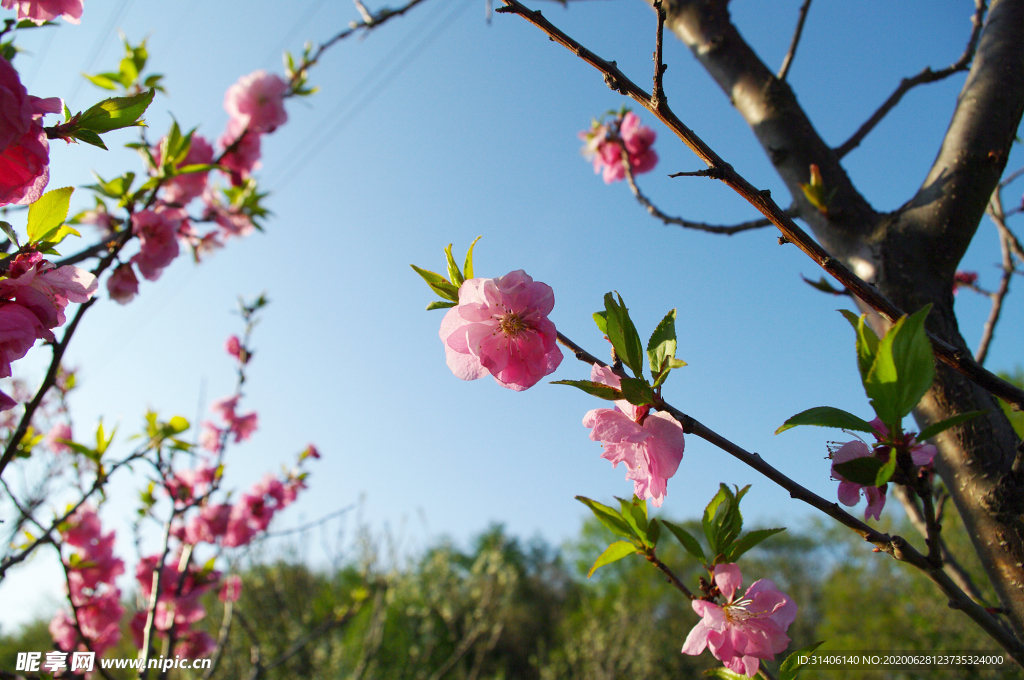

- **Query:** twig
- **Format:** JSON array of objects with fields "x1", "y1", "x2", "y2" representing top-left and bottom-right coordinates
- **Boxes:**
[
  {"x1": 891, "y1": 485, "x2": 991, "y2": 607},
  {"x1": 776, "y1": 0, "x2": 813, "y2": 82},
  {"x1": 977, "y1": 189, "x2": 1016, "y2": 364},
  {"x1": 497, "y1": 0, "x2": 1024, "y2": 412},
  {"x1": 625, "y1": 158, "x2": 778, "y2": 235},
  {"x1": 255, "y1": 504, "x2": 355, "y2": 541},
  {"x1": 835, "y1": 0, "x2": 987, "y2": 158},
  {"x1": 304, "y1": 0, "x2": 429, "y2": 71},
  {"x1": 651, "y1": 0, "x2": 667, "y2": 111},
  {"x1": 644, "y1": 549, "x2": 694, "y2": 599},
  {"x1": 553, "y1": 329, "x2": 1024, "y2": 663},
  {"x1": 56, "y1": 547, "x2": 117, "y2": 680}
]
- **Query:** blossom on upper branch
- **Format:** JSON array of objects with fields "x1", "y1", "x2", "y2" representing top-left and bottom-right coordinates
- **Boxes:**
[
  {"x1": 1, "y1": 0, "x2": 83, "y2": 24},
  {"x1": 578, "y1": 110, "x2": 657, "y2": 184},
  {"x1": 682, "y1": 563, "x2": 797, "y2": 677},
  {"x1": 223, "y1": 70, "x2": 288, "y2": 134},
  {"x1": 582, "y1": 365, "x2": 684, "y2": 506},
  {"x1": 439, "y1": 269, "x2": 562, "y2": 391}
]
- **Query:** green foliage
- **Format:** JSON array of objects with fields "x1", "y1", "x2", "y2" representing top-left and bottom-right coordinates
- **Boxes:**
[
  {"x1": 996, "y1": 368, "x2": 1024, "y2": 439},
  {"x1": 411, "y1": 237, "x2": 481, "y2": 310}
]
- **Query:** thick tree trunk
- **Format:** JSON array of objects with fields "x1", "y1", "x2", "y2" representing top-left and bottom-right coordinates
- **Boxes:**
[{"x1": 650, "y1": 0, "x2": 1024, "y2": 640}]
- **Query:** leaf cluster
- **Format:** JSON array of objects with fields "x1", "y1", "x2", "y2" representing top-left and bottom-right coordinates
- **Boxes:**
[{"x1": 410, "y1": 236, "x2": 481, "y2": 310}]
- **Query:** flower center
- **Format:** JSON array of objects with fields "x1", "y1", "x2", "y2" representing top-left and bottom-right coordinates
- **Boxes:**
[
  {"x1": 497, "y1": 311, "x2": 527, "y2": 337},
  {"x1": 722, "y1": 597, "x2": 754, "y2": 624}
]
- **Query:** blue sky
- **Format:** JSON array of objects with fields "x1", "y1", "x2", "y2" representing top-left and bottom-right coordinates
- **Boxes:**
[{"x1": 1, "y1": 0, "x2": 1020, "y2": 630}]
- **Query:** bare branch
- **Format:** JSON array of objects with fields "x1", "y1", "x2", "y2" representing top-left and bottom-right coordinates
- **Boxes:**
[
  {"x1": 624, "y1": 157, "x2": 777, "y2": 234},
  {"x1": 835, "y1": 0, "x2": 987, "y2": 159},
  {"x1": 892, "y1": 485, "x2": 992, "y2": 607},
  {"x1": 497, "y1": 0, "x2": 1024, "y2": 411},
  {"x1": 776, "y1": 0, "x2": 813, "y2": 82},
  {"x1": 976, "y1": 190, "x2": 1017, "y2": 364}
]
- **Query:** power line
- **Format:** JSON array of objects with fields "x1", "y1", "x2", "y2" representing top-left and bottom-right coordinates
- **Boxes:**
[
  {"x1": 65, "y1": 0, "x2": 136, "y2": 109},
  {"x1": 262, "y1": 0, "x2": 330, "y2": 71},
  {"x1": 268, "y1": 0, "x2": 474, "y2": 191}
]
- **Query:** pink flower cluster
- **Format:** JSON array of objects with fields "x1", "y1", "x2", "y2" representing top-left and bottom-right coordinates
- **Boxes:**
[
  {"x1": 439, "y1": 270, "x2": 563, "y2": 391},
  {"x1": 200, "y1": 394, "x2": 258, "y2": 453},
  {"x1": 180, "y1": 473, "x2": 303, "y2": 548},
  {"x1": 107, "y1": 70, "x2": 289, "y2": 303},
  {"x1": 49, "y1": 506, "x2": 125, "y2": 656},
  {"x1": 683, "y1": 563, "x2": 797, "y2": 677},
  {"x1": 130, "y1": 554, "x2": 219, "y2": 659},
  {"x1": 0, "y1": 251, "x2": 97, "y2": 409},
  {"x1": 219, "y1": 70, "x2": 288, "y2": 186},
  {"x1": 1, "y1": 0, "x2": 83, "y2": 24},
  {"x1": 578, "y1": 111, "x2": 658, "y2": 184},
  {"x1": 0, "y1": 56, "x2": 61, "y2": 206},
  {"x1": 831, "y1": 418, "x2": 936, "y2": 521},
  {"x1": 582, "y1": 365, "x2": 684, "y2": 507}
]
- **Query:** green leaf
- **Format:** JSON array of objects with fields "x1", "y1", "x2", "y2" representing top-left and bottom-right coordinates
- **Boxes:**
[
  {"x1": 82, "y1": 72, "x2": 119, "y2": 90},
  {"x1": 428, "y1": 280, "x2": 460, "y2": 302},
  {"x1": 26, "y1": 187, "x2": 73, "y2": 243},
  {"x1": 724, "y1": 527, "x2": 785, "y2": 562},
  {"x1": 662, "y1": 520, "x2": 706, "y2": 562},
  {"x1": 775, "y1": 406, "x2": 875, "y2": 435},
  {"x1": 166, "y1": 416, "x2": 189, "y2": 435},
  {"x1": 410, "y1": 264, "x2": 449, "y2": 285},
  {"x1": 646, "y1": 308, "x2": 677, "y2": 376},
  {"x1": 603, "y1": 292, "x2": 644, "y2": 378},
  {"x1": 575, "y1": 496, "x2": 635, "y2": 540},
  {"x1": 839, "y1": 309, "x2": 879, "y2": 384},
  {"x1": 702, "y1": 668, "x2": 749, "y2": 680},
  {"x1": 425, "y1": 300, "x2": 457, "y2": 311},
  {"x1": 780, "y1": 641, "x2": 825, "y2": 680},
  {"x1": 884, "y1": 304, "x2": 935, "y2": 418},
  {"x1": 77, "y1": 89, "x2": 155, "y2": 133},
  {"x1": 916, "y1": 410, "x2": 986, "y2": 442},
  {"x1": 444, "y1": 243, "x2": 464, "y2": 287},
  {"x1": 618, "y1": 496, "x2": 647, "y2": 542},
  {"x1": 0, "y1": 220, "x2": 19, "y2": 247},
  {"x1": 587, "y1": 540, "x2": 637, "y2": 578},
  {"x1": 592, "y1": 311, "x2": 608, "y2": 335},
  {"x1": 703, "y1": 486, "x2": 729, "y2": 555},
  {"x1": 833, "y1": 456, "x2": 884, "y2": 487},
  {"x1": 551, "y1": 379, "x2": 624, "y2": 401},
  {"x1": 34, "y1": 224, "x2": 81, "y2": 249},
  {"x1": 875, "y1": 449, "x2": 897, "y2": 487},
  {"x1": 647, "y1": 517, "x2": 660, "y2": 547},
  {"x1": 70, "y1": 129, "x2": 107, "y2": 150},
  {"x1": 463, "y1": 235, "x2": 481, "y2": 280},
  {"x1": 619, "y1": 376, "x2": 655, "y2": 406}
]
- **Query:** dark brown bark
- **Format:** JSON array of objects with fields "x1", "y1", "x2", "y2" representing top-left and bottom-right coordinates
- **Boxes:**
[{"x1": 650, "y1": 0, "x2": 1024, "y2": 639}]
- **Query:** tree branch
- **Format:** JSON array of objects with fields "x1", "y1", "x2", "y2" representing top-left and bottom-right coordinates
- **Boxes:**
[
  {"x1": 835, "y1": 0, "x2": 986, "y2": 159},
  {"x1": 976, "y1": 189, "x2": 1017, "y2": 364},
  {"x1": 496, "y1": 0, "x2": 1024, "y2": 412},
  {"x1": 554, "y1": 331, "x2": 1024, "y2": 663},
  {"x1": 623, "y1": 156, "x2": 778, "y2": 235},
  {"x1": 776, "y1": 0, "x2": 812, "y2": 82}
]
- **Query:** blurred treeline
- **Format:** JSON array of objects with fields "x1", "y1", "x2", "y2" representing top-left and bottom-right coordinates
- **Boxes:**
[{"x1": 0, "y1": 507, "x2": 1009, "y2": 680}]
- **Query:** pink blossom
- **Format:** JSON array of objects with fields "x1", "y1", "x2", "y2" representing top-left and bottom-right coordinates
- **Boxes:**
[
  {"x1": 439, "y1": 269, "x2": 562, "y2": 391},
  {"x1": 582, "y1": 365, "x2": 684, "y2": 506},
  {"x1": 578, "y1": 111, "x2": 658, "y2": 184},
  {"x1": 219, "y1": 574, "x2": 242, "y2": 602},
  {"x1": 154, "y1": 134, "x2": 214, "y2": 205},
  {"x1": 164, "y1": 465, "x2": 218, "y2": 505},
  {"x1": 832, "y1": 439, "x2": 887, "y2": 521},
  {"x1": 302, "y1": 443, "x2": 320, "y2": 460},
  {"x1": 682, "y1": 563, "x2": 797, "y2": 677},
  {"x1": 223, "y1": 70, "x2": 288, "y2": 134},
  {"x1": 0, "y1": 251, "x2": 98, "y2": 328},
  {"x1": 51, "y1": 506, "x2": 125, "y2": 655},
  {"x1": 0, "y1": 57, "x2": 60, "y2": 205},
  {"x1": 217, "y1": 119, "x2": 261, "y2": 186},
  {"x1": 199, "y1": 421, "x2": 224, "y2": 452},
  {"x1": 177, "y1": 630, "x2": 216, "y2": 658},
  {"x1": 209, "y1": 394, "x2": 258, "y2": 442},
  {"x1": 1, "y1": 0, "x2": 83, "y2": 24},
  {"x1": 831, "y1": 418, "x2": 936, "y2": 521},
  {"x1": 202, "y1": 185, "x2": 256, "y2": 239},
  {"x1": 43, "y1": 422, "x2": 72, "y2": 453},
  {"x1": 184, "y1": 503, "x2": 232, "y2": 544},
  {"x1": 0, "y1": 302, "x2": 48, "y2": 378},
  {"x1": 106, "y1": 263, "x2": 139, "y2": 304},
  {"x1": 130, "y1": 206, "x2": 181, "y2": 281},
  {"x1": 224, "y1": 334, "x2": 241, "y2": 358},
  {"x1": 77, "y1": 201, "x2": 115, "y2": 235},
  {"x1": 953, "y1": 270, "x2": 978, "y2": 294}
]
